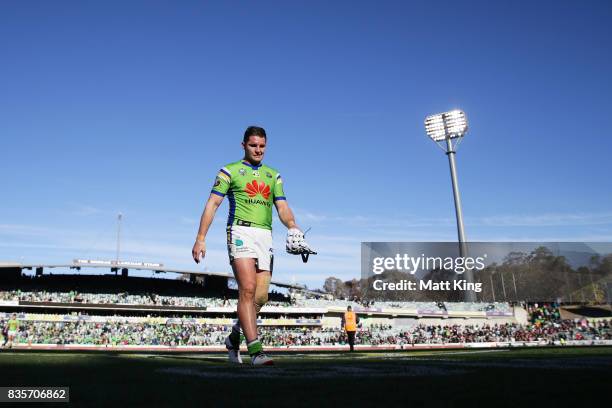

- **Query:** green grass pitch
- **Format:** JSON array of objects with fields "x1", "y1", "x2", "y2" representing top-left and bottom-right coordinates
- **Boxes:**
[{"x1": 1, "y1": 347, "x2": 610, "y2": 407}]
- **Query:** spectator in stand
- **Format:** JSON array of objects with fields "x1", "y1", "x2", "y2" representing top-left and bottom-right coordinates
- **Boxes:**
[{"x1": 1, "y1": 319, "x2": 7, "y2": 347}]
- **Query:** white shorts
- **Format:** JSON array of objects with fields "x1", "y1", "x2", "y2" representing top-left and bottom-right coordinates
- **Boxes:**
[
  {"x1": 227, "y1": 225, "x2": 273, "y2": 272},
  {"x1": 7, "y1": 330, "x2": 17, "y2": 338}
]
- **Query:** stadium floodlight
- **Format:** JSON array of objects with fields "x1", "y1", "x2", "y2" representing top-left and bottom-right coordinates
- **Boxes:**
[
  {"x1": 425, "y1": 110, "x2": 468, "y2": 142},
  {"x1": 424, "y1": 109, "x2": 476, "y2": 302}
]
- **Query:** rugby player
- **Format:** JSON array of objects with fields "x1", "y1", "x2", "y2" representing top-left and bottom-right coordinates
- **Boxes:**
[
  {"x1": 6, "y1": 313, "x2": 19, "y2": 349},
  {"x1": 192, "y1": 126, "x2": 314, "y2": 366}
]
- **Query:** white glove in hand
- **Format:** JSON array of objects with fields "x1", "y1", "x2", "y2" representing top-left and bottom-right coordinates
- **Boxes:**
[{"x1": 286, "y1": 228, "x2": 314, "y2": 254}]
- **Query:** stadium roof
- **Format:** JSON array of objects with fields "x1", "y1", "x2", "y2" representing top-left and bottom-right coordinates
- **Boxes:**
[{"x1": 2, "y1": 262, "x2": 312, "y2": 291}]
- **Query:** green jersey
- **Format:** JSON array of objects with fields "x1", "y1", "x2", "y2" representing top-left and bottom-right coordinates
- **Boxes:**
[
  {"x1": 211, "y1": 160, "x2": 286, "y2": 230},
  {"x1": 8, "y1": 318, "x2": 19, "y2": 331}
]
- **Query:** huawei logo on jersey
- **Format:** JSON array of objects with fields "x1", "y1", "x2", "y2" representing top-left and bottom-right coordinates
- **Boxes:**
[{"x1": 245, "y1": 180, "x2": 271, "y2": 200}]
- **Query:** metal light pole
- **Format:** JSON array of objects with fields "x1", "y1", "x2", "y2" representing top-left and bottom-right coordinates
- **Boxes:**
[
  {"x1": 445, "y1": 137, "x2": 467, "y2": 245},
  {"x1": 425, "y1": 109, "x2": 476, "y2": 301},
  {"x1": 116, "y1": 213, "x2": 122, "y2": 263}
]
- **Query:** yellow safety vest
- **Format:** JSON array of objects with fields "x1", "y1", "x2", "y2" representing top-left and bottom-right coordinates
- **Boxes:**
[{"x1": 344, "y1": 311, "x2": 357, "y2": 332}]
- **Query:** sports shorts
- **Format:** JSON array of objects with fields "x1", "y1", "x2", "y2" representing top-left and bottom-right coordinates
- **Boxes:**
[
  {"x1": 226, "y1": 225, "x2": 273, "y2": 272},
  {"x1": 7, "y1": 330, "x2": 17, "y2": 337}
]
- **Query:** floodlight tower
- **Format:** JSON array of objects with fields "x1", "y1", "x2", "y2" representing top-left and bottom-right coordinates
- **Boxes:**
[
  {"x1": 116, "y1": 213, "x2": 122, "y2": 263},
  {"x1": 424, "y1": 109, "x2": 476, "y2": 301}
]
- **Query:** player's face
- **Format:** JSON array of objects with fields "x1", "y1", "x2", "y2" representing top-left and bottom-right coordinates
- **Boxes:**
[{"x1": 242, "y1": 136, "x2": 266, "y2": 164}]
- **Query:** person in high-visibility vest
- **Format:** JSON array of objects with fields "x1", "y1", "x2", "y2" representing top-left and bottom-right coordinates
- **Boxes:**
[{"x1": 341, "y1": 306, "x2": 360, "y2": 352}]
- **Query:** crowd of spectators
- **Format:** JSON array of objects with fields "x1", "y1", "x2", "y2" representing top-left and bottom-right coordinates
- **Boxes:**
[
  {"x1": 1, "y1": 304, "x2": 609, "y2": 347},
  {"x1": 528, "y1": 302, "x2": 562, "y2": 325},
  {"x1": 8, "y1": 321, "x2": 228, "y2": 346},
  {"x1": 2, "y1": 289, "x2": 609, "y2": 348},
  {"x1": 390, "y1": 319, "x2": 610, "y2": 345},
  {"x1": 0, "y1": 290, "x2": 512, "y2": 313},
  {"x1": 0, "y1": 290, "x2": 240, "y2": 308}
]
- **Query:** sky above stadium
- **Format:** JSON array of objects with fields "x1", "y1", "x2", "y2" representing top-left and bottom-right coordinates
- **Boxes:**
[{"x1": 1, "y1": 0, "x2": 611, "y2": 288}]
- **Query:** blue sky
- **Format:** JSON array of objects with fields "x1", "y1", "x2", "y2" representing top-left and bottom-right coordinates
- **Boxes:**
[{"x1": 1, "y1": 0, "x2": 611, "y2": 288}]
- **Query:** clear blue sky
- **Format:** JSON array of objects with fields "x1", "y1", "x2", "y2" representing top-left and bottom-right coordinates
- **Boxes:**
[{"x1": 1, "y1": 0, "x2": 611, "y2": 288}]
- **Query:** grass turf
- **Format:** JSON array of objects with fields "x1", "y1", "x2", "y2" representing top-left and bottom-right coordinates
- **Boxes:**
[{"x1": 1, "y1": 347, "x2": 610, "y2": 407}]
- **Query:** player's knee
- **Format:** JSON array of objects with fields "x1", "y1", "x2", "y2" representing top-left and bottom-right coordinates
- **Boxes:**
[
  {"x1": 254, "y1": 292, "x2": 268, "y2": 307},
  {"x1": 239, "y1": 283, "x2": 256, "y2": 300}
]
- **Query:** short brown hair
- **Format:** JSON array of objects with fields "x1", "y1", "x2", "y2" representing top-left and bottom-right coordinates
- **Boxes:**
[{"x1": 243, "y1": 126, "x2": 267, "y2": 143}]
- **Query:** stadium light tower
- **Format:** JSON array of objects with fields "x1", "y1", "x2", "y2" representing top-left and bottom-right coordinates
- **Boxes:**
[
  {"x1": 116, "y1": 213, "x2": 122, "y2": 263},
  {"x1": 424, "y1": 109, "x2": 476, "y2": 301}
]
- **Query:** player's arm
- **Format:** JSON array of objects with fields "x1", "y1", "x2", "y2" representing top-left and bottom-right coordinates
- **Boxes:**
[
  {"x1": 273, "y1": 173, "x2": 315, "y2": 256},
  {"x1": 193, "y1": 168, "x2": 231, "y2": 263},
  {"x1": 272, "y1": 173, "x2": 298, "y2": 229},
  {"x1": 274, "y1": 200, "x2": 299, "y2": 230},
  {"x1": 192, "y1": 192, "x2": 224, "y2": 263}
]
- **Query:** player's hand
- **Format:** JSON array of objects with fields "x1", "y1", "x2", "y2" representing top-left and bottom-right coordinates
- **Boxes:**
[
  {"x1": 192, "y1": 240, "x2": 206, "y2": 264},
  {"x1": 286, "y1": 228, "x2": 316, "y2": 255}
]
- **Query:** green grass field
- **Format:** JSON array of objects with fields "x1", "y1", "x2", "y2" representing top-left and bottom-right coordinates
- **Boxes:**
[{"x1": 1, "y1": 347, "x2": 611, "y2": 407}]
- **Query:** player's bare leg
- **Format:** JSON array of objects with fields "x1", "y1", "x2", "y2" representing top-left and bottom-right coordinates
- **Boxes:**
[
  {"x1": 254, "y1": 270, "x2": 271, "y2": 315},
  {"x1": 224, "y1": 258, "x2": 257, "y2": 364},
  {"x1": 232, "y1": 258, "x2": 258, "y2": 342},
  {"x1": 248, "y1": 269, "x2": 273, "y2": 365},
  {"x1": 226, "y1": 266, "x2": 272, "y2": 365},
  {"x1": 230, "y1": 259, "x2": 273, "y2": 365}
]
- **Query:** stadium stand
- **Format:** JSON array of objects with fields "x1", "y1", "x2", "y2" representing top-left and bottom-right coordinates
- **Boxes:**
[
  {"x1": 1, "y1": 312, "x2": 610, "y2": 348},
  {"x1": 1, "y1": 272, "x2": 610, "y2": 351}
]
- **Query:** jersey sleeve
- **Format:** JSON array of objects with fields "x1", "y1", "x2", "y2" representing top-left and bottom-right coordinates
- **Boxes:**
[
  {"x1": 273, "y1": 173, "x2": 286, "y2": 201},
  {"x1": 211, "y1": 167, "x2": 231, "y2": 197}
]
